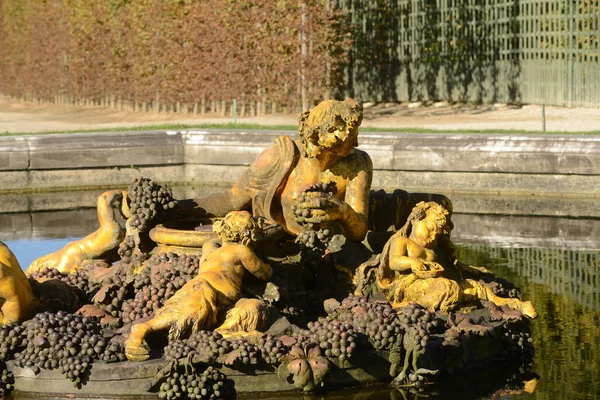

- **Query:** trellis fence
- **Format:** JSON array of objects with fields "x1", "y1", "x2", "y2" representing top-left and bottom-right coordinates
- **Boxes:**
[
  {"x1": 1, "y1": 1, "x2": 598, "y2": 109},
  {"x1": 464, "y1": 244, "x2": 600, "y2": 311},
  {"x1": 338, "y1": 0, "x2": 600, "y2": 107}
]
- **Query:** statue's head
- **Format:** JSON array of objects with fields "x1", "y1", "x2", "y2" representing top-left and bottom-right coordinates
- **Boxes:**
[
  {"x1": 213, "y1": 211, "x2": 264, "y2": 246},
  {"x1": 298, "y1": 98, "x2": 363, "y2": 158},
  {"x1": 409, "y1": 201, "x2": 453, "y2": 239}
]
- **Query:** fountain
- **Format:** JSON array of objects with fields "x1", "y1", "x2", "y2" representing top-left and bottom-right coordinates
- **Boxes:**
[{"x1": 0, "y1": 99, "x2": 537, "y2": 398}]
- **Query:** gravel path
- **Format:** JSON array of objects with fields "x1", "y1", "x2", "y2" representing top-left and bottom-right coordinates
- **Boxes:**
[{"x1": 1, "y1": 97, "x2": 599, "y2": 133}]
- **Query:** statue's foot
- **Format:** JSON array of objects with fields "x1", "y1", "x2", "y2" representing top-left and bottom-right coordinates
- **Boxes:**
[
  {"x1": 124, "y1": 339, "x2": 150, "y2": 362},
  {"x1": 519, "y1": 301, "x2": 537, "y2": 319}
]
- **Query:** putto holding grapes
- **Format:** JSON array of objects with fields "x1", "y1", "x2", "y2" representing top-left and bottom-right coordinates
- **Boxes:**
[{"x1": 0, "y1": 99, "x2": 538, "y2": 398}]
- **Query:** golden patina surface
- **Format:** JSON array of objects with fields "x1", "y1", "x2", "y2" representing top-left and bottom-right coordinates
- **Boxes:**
[
  {"x1": 355, "y1": 201, "x2": 537, "y2": 319},
  {"x1": 0, "y1": 242, "x2": 35, "y2": 324},
  {"x1": 190, "y1": 98, "x2": 373, "y2": 242},
  {"x1": 26, "y1": 190, "x2": 127, "y2": 275},
  {"x1": 124, "y1": 211, "x2": 272, "y2": 361}
]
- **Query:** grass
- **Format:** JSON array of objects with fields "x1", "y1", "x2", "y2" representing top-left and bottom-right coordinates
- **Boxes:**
[{"x1": 2, "y1": 122, "x2": 600, "y2": 136}]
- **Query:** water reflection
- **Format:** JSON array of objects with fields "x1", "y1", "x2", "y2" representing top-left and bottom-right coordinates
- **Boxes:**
[
  {"x1": 1, "y1": 212, "x2": 599, "y2": 399},
  {"x1": 456, "y1": 245, "x2": 600, "y2": 400}
]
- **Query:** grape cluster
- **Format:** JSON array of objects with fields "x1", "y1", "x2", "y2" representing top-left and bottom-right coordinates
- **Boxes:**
[
  {"x1": 0, "y1": 324, "x2": 24, "y2": 360},
  {"x1": 100, "y1": 338, "x2": 127, "y2": 363},
  {"x1": 128, "y1": 177, "x2": 177, "y2": 232},
  {"x1": 30, "y1": 267, "x2": 97, "y2": 298},
  {"x1": 0, "y1": 361, "x2": 14, "y2": 396},
  {"x1": 164, "y1": 331, "x2": 231, "y2": 363},
  {"x1": 226, "y1": 339, "x2": 260, "y2": 367},
  {"x1": 93, "y1": 253, "x2": 201, "y2": 326},
  {"x1": 292, "y1": 182, "x2": 337, "y2": 229},
  {"x1": 399, "y1": 304, "x2": 438, "y2": 353},
  {"x1": 117, "y1": 234, "x2": 147, "y2": 265},
  {"x1": 158, "y1": 366, "x2": 233, "y2": 400},
  {"x1": 295, "y1": 319, "x2": 357, "y2": 362},
  {"x1": 295, "y1": 228, "x2": 333, "y2": 250},
  {"x1": 334, "y1": 296, "x2": 404, "y2": 350},
  {"x1": 256, "y1": 335, "x2": 288, "y2": 365},
  {"x1": 121, "y1": 255, "x2": 200, "y2": 325},
  {"x1": 12, "y1": 311, "x2": 125, "y2": 386}
]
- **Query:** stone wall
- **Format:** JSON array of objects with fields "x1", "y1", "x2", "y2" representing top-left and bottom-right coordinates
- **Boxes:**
[{"x1": 1, "y1": 130, "x2": 598, "y2": 218}]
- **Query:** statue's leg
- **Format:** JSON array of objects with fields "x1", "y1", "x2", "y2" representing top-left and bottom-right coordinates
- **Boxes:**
[
  {"x1": 26, "y1": 190, "x2": 126, "y2": 275},
  {"x1": 461, "y1": 279, "x2": 537, "y2": 319},
  {"x1": 125, "y1": 313, "x2": 172, "y2": 361},
  {"x1": 0, "y1": 298, "x2": 32, "y2": 325}
]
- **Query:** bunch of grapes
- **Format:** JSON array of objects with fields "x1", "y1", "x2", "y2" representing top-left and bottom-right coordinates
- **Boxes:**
[
  {"x1": 163, "y1": 340, "x2": 196, "y2": 362},
  {"x1": 117, "y1": 234, "x2": 147, "y2": 265},
  {"x1": 397, "y1": 304, "x2": 440, "y2": 356},
  {"x1": 121, "y1": 254, "x2": 201, "y2": 325},
  {"x1": 294, "y1": 319, "x2": 357, "y2": 362},
  {"x1": 164, "y1": 331, "x2": 231, "y2": 363},
  {"x1": 158, "y1": 366, "x2": 234, "y2": 400},
  {"x1": 225, "y1": 338, "x2": 261, "y2": 367},
  {"x1": 0, "y1": 323, "x2": 24, "y2": 361},
  {"x1": 0, "y1": 361, "x2": 14, "y2": 396},
  {"x1": 92, "y1": 252, "x2": 201, "y2": 326},
  {"x1": 127, "y1": 177, "x2": 177, "y2": 232},
  {"x1": 256, "y1": 335, "x2": 288, "y2": 365},
  {"x1": 294, "y1": 228, "x2": 333, "y2": 250},
  {"x1": 292, "y1": 182, "x2": 338, "y2": 261},
  {"x1": 12, "y1": 311, "x2": 125, "y2": 387},
  {"x1": 333, "y1": 295, "x2": 405, "y2": 350},
  {"x1": 30, "y1": 267, "x2": 97, "y2": 298},
  {"x1": 99, "y1": 337, "x2": 127, "y2": 363}
]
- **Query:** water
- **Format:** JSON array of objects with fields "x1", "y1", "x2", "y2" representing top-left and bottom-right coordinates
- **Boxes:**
[
  {"x1": 2, "y1": 211, "x2": 600, "y2": 399},
  {"x1": 3, "y1": 238, "x2": 81, "y2": 271}
]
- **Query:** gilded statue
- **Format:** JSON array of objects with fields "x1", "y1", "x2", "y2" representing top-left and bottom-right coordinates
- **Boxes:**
[
  {"x1": 0, "y1": 242, "x2": 35, "y2": 324},
  {"x1": 125, "y1": 211, "x2": 272, "y2": 361},
  {"x1": 188, "y1": 98, "x2": 373, "y2": 242},
  {"x1": 26, "y1": 190, "x2": 128, "y2": 275},
  {"x1": 355, "y1": 201, "x2": 537, "y2": 319}
]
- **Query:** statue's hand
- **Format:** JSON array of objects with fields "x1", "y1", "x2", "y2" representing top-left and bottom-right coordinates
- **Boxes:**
[{"x1": 296, "y1": 192, "x2": 347, "y2": 224}]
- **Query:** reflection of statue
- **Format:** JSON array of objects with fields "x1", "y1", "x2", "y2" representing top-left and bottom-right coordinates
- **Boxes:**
[
  {"x1": 355, "y1": 202, "x2": 537, "y2": 319},
  {"x1": 0, "y1": 242, "x2": 35, "y2": 324},
  {"x1": 125, "y1": 211, "x2": 272, "y2": 361},
  {"x1": 26, "y1": 190, "x2": 127, "y2": 275},
  {"x1": 189, "y1": 99, "x2": 373, "y2": 242}
]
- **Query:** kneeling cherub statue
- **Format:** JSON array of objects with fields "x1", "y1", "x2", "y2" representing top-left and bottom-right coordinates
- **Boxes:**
[
  {"x1": 355, "y1": 201, "x2": 537, "y2": 319},
  {"x1": 125, "y1": 211, "x2": 273, "y2": 361}
]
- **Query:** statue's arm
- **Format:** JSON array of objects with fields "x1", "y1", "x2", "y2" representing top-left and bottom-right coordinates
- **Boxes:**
[
  {"x1": 240, "y1": 247, "x2": 273, "y2": 281},
  {"x1": 339, "y1": 151, "x2": 373, "y2": 241},
  {"x1": 186, "y1": 140, "x2": 287, "y2": 217},
  {"x1": 388, "y1": 239, "x2": 425, "y2": 272}
]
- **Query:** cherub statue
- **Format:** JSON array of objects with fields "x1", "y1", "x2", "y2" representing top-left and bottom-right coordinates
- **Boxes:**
[
  {"x1": 0, "y1": 242, "x2": 35, "y2": 325},
  {"x1": 355, "y1": 201, "x2": 537, "y2": 319},
  {"x1": 26, "y1": 190, "x2": 127, "y2": 275},
  {"x1": 187, "y1": 98, "x2": 373, "y2": 242},
  {"x1": 125, "y1": 211, "x2": 272, "y2": 361}
]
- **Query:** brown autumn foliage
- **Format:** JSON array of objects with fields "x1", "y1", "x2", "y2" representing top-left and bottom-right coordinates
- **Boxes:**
[{"x1": 0, "y1": 0, "x2": 350, "y2": 113}]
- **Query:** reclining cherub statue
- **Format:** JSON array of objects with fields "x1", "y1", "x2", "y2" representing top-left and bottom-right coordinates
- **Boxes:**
[
  {"x1": 26, "y1": 190, "x2": 128, "y2": 275},
  {"x1": 355, "y1": 201, "x2": 537, "y2": 319},
  {"x1": 125, "y1": 211, "x2": 272, "y2": 362}
]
